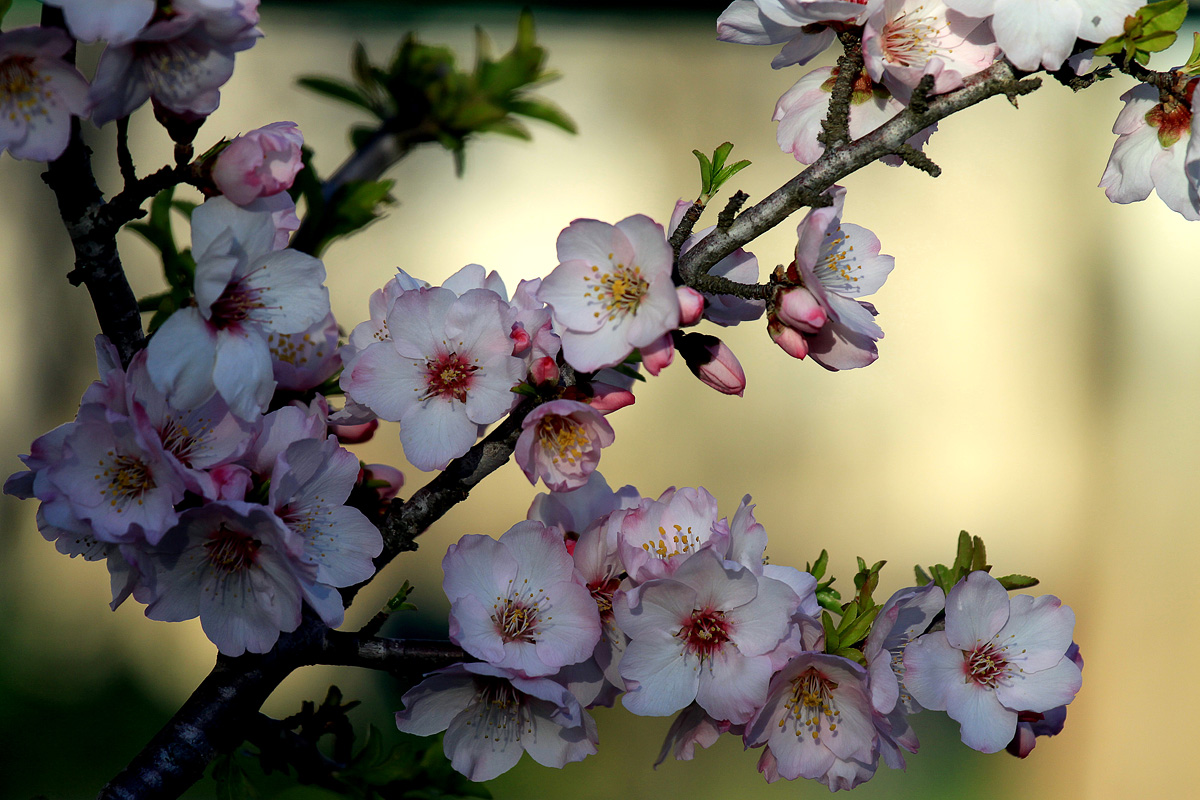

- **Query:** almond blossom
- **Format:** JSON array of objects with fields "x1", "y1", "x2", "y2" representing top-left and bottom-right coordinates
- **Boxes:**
[
  {"x1": 515, "y1": 399, "x2": 615, "y2": 492},
  {"x1": 1101, "y1": 80, "x2": 1200, "y2": 221},
  {"x1": 538, "y1": 215, "x2": 680, "y2": 373},
  {"x1": 616, "y1": 486, "x2": 730, "y2": 584},
  {"x1": 40, "y1": 0, "x2": 155, "y2": 45},
  {"x1": 340, "y1": 286, "x2": 524, "y2": 471},
  {"x1": 395, "y1": 662, "x2": 599, "y2": 781},
  {"x1": 903, "y1": 571, "x2": 1083, "y2": 754},
  {"x1": 615, "y1": 548, "x2": 800, "y2": 723},
  {"x1": 717, "y1": 0, "x2": 881, "y2": 68},
  {"x1": 0, "y1": 27, "x2": 90, "y2": 162},
  {"x1": 145, "y1": 197, "x2": 330, "y2": 420},
  {"x1": 862, "y1": 0, "x2": 997, "y2": 100},
  {"x1": 942, "y1": 0, "x2": 1142, "y2": 72},
  {"x1": 212, "y1": 121, "x2": 304, "y2": 205},
  {"x1": 142, "y1": 500, "x2": 309, "y2": 656},
  {"x1": 776, "y1": 185, "x2": 895, "y2": 370},
  {"x1": 443, "y1": 521, "x2": 601, "y2": 677},
  {"x1": 774, "y1": 65, "x2": 936, "y2": 166}
]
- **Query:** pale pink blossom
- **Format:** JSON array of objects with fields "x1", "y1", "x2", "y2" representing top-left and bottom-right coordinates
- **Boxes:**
[
  {"x1": 862, "y1": 0, "x2": 997, "y2": 100},
  {"x1": 1007, "y1": 643, "x2": 1080, "y2": 758},
  {"x1": 143, "y1": 500, "x2": 309, "y2": 656},
  {"x1": 41, "y1": 0, "x2": 154, "y2": 45},
  {"x1": 443, "y1": 521, "x2": 601, "y2": 677},
  {"x1": 526, "y1": 470, "x2": 642, "y2": 539},
  {"x1": 341, "y1": 286, "x2": 524, "y2": 471},
  {"x1": 395, "y1": 662, "x2": 599, "y2": 781},
  {"x1": 538, "y1": 215, "x2": 680, "y2": 372},
  {"x1": 268, "y1": 436, "x2": 383, "y2": 627},
  {"x1": 616, "y1": 548, "x2": 799, "y2": 723},
  {"x1": 744, "y1": 653, "x2": 880, "y2": 788},
  {"x1": 676, "y1": 286, "x2": 705, "y2": 326},
  {"x1": 146, "y1": 197, "x2": 330, "y2": 420},
  {"x1": 0, "y1": 28, "x2": 90, "y2": 161},
  {"x1": 1101, "y1": 81, "x2": 1200, "y2": 221},
  {"x1": 655, "y1": 703, "x2": 740, "y2": 765},
  {"x1": 775, "y1": 65, "x2": 936, "y2": 166},
  {"x1": 515, "y1": 400, "x2": 615, "y2": 492},
  {"x1": 903, "y1": 571, "x2": 1082, "y2": 754},
  {"x1": 616, "y1": 486, "x2": 730, "y2": 584},
  {"x1": 717, "y1": 0, "x2": 881, "y2": 68},
  {"x1": 942, "y1": 0, "x2": 1141, "y2": 72},
  {"x1": 213, "y1": 121, "x2": 304, "y2": 205},
  {"x1": 267, "y1": 311, "x2": 340, "y2": 392},
  {"x1": 784, "y1": 186, "x2": 894, "y2": 370},
  {"x1": 89, "y1": 4, "x2": 260, "y2": 125},
  {"x1": 864, "y1": 583, "x2": 945, "y2": 715}
]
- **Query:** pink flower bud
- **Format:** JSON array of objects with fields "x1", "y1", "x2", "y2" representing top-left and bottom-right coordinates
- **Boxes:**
[
  {"x1": 775, "y1": 286, "x2": 827, "y2": 334},
  {"x1": 676, "y1": 333, "x2": 746, "y2": 396},
  {"x1": 641, "y1": 332, "x2": 675, "y2": 376},
  {"x1": 212, "y1": 121, "x2": 304, "y2": 206},
  {"x1": 363, "y1": 463, "x2": 404, "y2": 503},
  {"x1": 768, "y1": 318, "x2": 809, "y2": 360},
  {"x1": 676, "y1": 286, "x2": 705, "y2": 326},
  {"x1": 586, "y1": 382, "x2": 636, "y2": 414},
  {"x1": 330, "y1": 419, "x2": 378, "y2": 444},
  {"x1": 510, "y1": 323, "x2": 532, "y2": 354},
  {"x1": 531, "y1": 356, "x2": 560, "y2": 386}
]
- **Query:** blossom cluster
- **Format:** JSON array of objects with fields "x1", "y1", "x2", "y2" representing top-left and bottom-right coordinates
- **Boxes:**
[
  {"x1": 1, "y1": 1, "x2": 264, "y2": 161},
  {"x1": 5, "y1": 194, "x2": 385, "y2": 656},
  {"x1": 396, "y1": 474, "x2": 1083, "y2": 786},
  {"x1": 719, "y1": 0, "x2": 1200, "y2": 220}
]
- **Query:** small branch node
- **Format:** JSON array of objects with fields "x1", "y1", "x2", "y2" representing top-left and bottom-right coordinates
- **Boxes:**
[
  {"x1": 717, "y1": 190, "x2": 749, "y2": 230},
  {"x1": 895, "y1": 144, "x2": 941, "y2": 177}
]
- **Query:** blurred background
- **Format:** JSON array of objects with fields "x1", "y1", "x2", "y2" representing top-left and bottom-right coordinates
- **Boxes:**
[{"x1": 1, "y1": 1, "x2": 1197, "y2": 797}]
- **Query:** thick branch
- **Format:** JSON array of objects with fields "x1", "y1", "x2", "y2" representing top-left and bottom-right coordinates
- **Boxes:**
[{"x1": 678, "y1": 60, "x2": 1040, "y2": 284}]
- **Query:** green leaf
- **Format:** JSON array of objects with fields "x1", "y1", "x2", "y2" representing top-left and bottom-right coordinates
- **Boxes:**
[
  {"x1": 821, "y1": 611, "x2": 840, "y2": 652},
  {"x1": 476, "y1": 117, "x2": 532, "y2": 140},
  {"x1": 995, "y1": 573, "x2": 1040, "y2": 591},
  {"x1": 1181, "y1": 32, "x2": 1200, "y2": 74},
  {"x1": 1096, "y1": 0, "x2": 1188, "y2": 64},
  {"x1": 971, "y1": 535, "x2": 988, "y2": 572},
  {"x1": 693, "y1": 142, "x2": 750, "y2": 202},
  {"x1": 953, "y1": 530, "x2": 972, "y2": 574},
  {"x1": 0, "y1": 1, "x2": 12, "y2": 25},
  {"x1": 1139, "y1": 0, "x2": 1188, "y2": 35},
  {"x1": 711, "y1": 141, "x2": 734, "y2": 174},
  {"x1": 508, "y1": 98, "x2": 577, "y2": 133},
  {"x1": 836, "y1": 601, "x2": 860, "y2": 635},
  {"x1": 807, "y1": 549, "x2": 829, "y2": 581},
  {"x1": 830, "y1": 647, "x2": 867, "y2": 666},
  {"x1": 914, "y1": 564, "x2": 931, "y2": 586},
  {"x1": 386, "y1": 580, "x2": 417, "y2": 612},
  {"x1": 839, "y1": 605, "x2": 881, "y2": 647},
  {"x1": 297, "y1": 76, "x2": 380, "y2": 115},
  {"x1": 714, "y1": 159, "x2": 751, "y2": 186},
  {"x1": 608, "y1": 363, "x2": 646, "y2": 382}
]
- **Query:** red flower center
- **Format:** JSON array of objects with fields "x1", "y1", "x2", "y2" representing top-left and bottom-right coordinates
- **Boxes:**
[
  {"x1": 964, "y1": 640, "x2": 1012, "y2": 688},
  {"x1": 204, "y1": 524, "x2": 262, "y2": 574},
  {"x1": 422, "y1": 351, "x2": 477, "y2": 402},
  {"x1": 677, "y1": 606, "x2": 731, "y2": 661}
]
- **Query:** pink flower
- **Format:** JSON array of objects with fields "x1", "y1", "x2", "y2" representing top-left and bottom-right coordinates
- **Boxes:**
[
  {"x1": 668, "y1": 202, "x2": 766, "y2": 327},
  {"x1": 143, "y1": 500, "x2": 309, "y2": 656},
  {"x1": 443, "y1": 521, "x2": 602, "y2": 677},
  {"x1": 616, "y1": 548, "x2": 800, "y2": 723},
  {"x1": 268, "y1": 436, "x2": 384, "y2": 627},
  {"x1": 526, "y1": 470, "x2": 641, "y2": 538},
  {"x1": 145, "y1": 197, "x2": 330, "y2": 420},
  {"x1": 717, "y1": 0, "x2": 879, "y2": 69},
  {"x1": 862, "y1": 0, "x2": 997, "y2": 101},
  {"x1": 903, "y1": 571, "x2": 1083, "y2": 754},
  {"x1": 0, "y1": 28, "x2": 91, "y2": 162},
  {"x1": 780, "y1": 186, "x2": 895, "y2": 370},
  {"x1": 213, "y1": 121, "x2": 304, "y2": 205},
  {"x1": 744, "y1": 653, "x2": 880, "y2": 788},
  {"x1": 267, "y1": 311, "x2": 340, "y2": 392},
  {"x1": 395, "y1": 662, "x2": 599, "y2": 781},
  {"x1": 616, "y1": 486, "x2": 729, "y2": 584},
  {"x1": 864, "y1": 583, "x2": 945, "y2": 715},
  {"x1": 943, "y1": 0, "x2": 1141, "y2": 72},
  {"x1": 41, "y1": 0, "x2": 154, "y2": 45},
  {"x1": 515, "y1": 399, "x2": 615, "y2": 492},
  {"x1": 1101, "y1": 80, "x2": 1200, "y2": 221},
  {"x1": 775, "y1": 65, "x2": 936, "y2": 166},
  {"x1": 538, "y1": 215, "x2": 680, "y2": 372},
  {"x1": 341, "y1": 286, "x2": 525, "y2": 471},
  {"x1": 89, "y1": 4, "x2": 260, "y2": 125}
]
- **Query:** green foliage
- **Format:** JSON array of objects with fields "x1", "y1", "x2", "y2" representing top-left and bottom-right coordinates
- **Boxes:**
[
  {"x1": 1095, "y1": 0, "x2": 1188, "y2": 66},
  {"x1": 297, "y1": 10, "x2": 574, "y2": 176},
  {"x1": 804, "y1": 549, "x2": 843, "y2": 613},
  {"x1": 288, "y1": 146, "x2": 397, "y2": 257},
  {"x1": 913, "y1": 531, "x2": 1038, "y2": 596},
  {"x1": 692, "y1": 142, "x2": 751, "y2": 205},
  {"x1": 1181, "y1": 32, "x2": 1200, "y2": 76},
  {"x1": 127, "y1": 186, "x2": 197, "y2": 334},
  {"x1": 0, "y1": 1, "x2": 12, "y2": 26},
  {"x1": 385, "y1": 580, "x2": 418, "y2": 613}
]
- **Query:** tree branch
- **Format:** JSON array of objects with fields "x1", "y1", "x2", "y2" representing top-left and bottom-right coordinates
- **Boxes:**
[{"x1": 678, "y1": 60, "x2": 1040, "y2": 285}]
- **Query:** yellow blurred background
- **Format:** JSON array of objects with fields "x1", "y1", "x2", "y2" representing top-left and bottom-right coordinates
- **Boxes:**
[{"x1": 1, "y1": 2, "x2": 1196, "y2": 798}]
